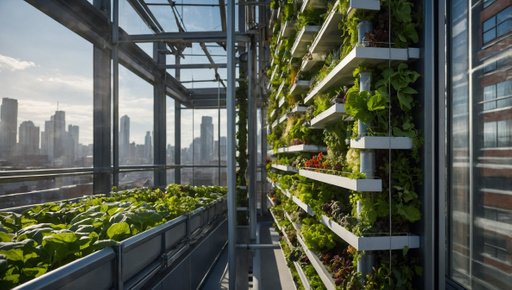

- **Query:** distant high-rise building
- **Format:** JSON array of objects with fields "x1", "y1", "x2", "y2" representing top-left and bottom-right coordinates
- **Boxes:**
[
  {"x1": 52, "y1": 111, "x2": 66, "y2": 160},
  {"x1": 41, "y1": 119, "x2": 54, "y2": 161},
  {"x1": 0, "y1": 97, "x2": 18, "y2": 158},
  {"x1": 200, "y1": 116, "x2": 213, "y2": 162},
  {"x1": 120, "y1": 115, "x2": 130, "y2": 162},
  {"x1": 144, "y1": 131, "x2": 152, "y2": 163},
  {"x1": 18, "y1": 121, "x2": 39, "y2": 155},
  {"x1": 68, "y1": 124, "x2": 79, "y2": 160}
]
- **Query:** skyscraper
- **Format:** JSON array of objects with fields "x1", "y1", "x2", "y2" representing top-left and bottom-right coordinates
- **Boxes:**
[
  {"x1": 18, "y1": 121, "x2": 39, "y2": 155},
  {"x1": 0, "y1": 97, "x2": 18, "y2": 158},
  {"x1": 41, "y1": 119, "x2": 54, "y2": 161},
  {"x1": 200, "y1": 116, "x2": 213, "y2": 162},
  {"x1": 68, "y1": 124, "x2": 79, "y2": 160},
  {"x1": 120, "y1": 115, "x2": 130, "y2": 162},
  {"x1": 144, "y1": 131, "x2": 152, "y2": 163},
  {"x1": 52, "y1": 111, "x2": 66, "y2": 160}
]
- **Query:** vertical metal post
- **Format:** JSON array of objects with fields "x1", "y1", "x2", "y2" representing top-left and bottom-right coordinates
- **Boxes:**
[
  {"x1": 248, "y1": 39, "x2": 257, "y2": 242},
  {"x1": 154, "y1": 42, "x2": 167, "y2": 187},
  {"x1": 174, "y1": 56, "x2": 182, "y2": 184},
  {"x1": 227, "y1": 0, "x2": 238, "y2": 288},
  {"x1": 357, "y1": 71, "x2": 374, "y2": 277},
  {"x1": 92, "y1": 0, "x2": 111, "y2": 194},
  {"x1": 112, "y1": 0, "x2": 120, "y2": 188}
]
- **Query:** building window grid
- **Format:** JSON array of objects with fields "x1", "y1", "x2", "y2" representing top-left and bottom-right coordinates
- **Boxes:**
[
  {"x1": 482, "y1": 6, "x2": 512, "y2": 45},
  {"x1": 481, "y1": 79, "x2": 512, "y2": 111}
]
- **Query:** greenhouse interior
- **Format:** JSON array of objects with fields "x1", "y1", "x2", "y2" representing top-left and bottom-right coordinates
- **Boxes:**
[{"x1": 0, "y1": 0, "x2": 510, "y2": 289}]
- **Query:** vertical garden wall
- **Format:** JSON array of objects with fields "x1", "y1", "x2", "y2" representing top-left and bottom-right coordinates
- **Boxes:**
[{"x1": 266, "y1": 0, "x2": 423, "y2": 288}]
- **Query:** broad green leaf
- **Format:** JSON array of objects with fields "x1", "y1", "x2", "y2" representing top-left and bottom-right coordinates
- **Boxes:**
[
  {"x1": 0, "y1": 232, "x2": 12, "y2": 243},
  {"x1": 106, "y1": 222, "x2": 131, "y2": 241}
]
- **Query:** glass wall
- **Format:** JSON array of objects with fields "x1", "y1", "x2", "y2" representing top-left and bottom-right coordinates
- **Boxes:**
[
  {"x1": 447, "y1": 0, "x2": 512, "y2": 288},
  {"x1": 0, "y1": 1, "x2": 94, "y2": 208}
]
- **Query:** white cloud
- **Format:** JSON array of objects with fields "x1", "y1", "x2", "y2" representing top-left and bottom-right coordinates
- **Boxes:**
[
  {"x1": 0, "y1": 54, "x2": 35, "y2": 71},
  {"x1": 36, "y1": 74, "x2": 92, "y2": 92}
]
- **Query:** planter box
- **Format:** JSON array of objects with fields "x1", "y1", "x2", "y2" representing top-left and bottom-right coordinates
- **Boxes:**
[
  {"x1": 293, "y1": 261, "x2": 311, "y2": 290},
  {"x1": 291, "y1": 26, "x2": 321, "y2": 58},
  {"x1": 310, "y1": 103, "x2": 346, "y2": 128},
  {"x1": 350, "y1": 136, "x2": 413, "y2": 149},
  {"x1": 289, "y1": 80, "x2": 311, "y2": 96},
  {"x1": 292, "y1": 196, "x2": 316, "y2": 216},
  {"x1": 290, "y1": 104, "x2": 308, "y2": 113},
  {"x1": 278, "y1": 97, "x2": 286, "y2": 108},
  {"x1": 347, "y1": 0, "x2": 380, "y2": 16},
  {"x1": 299, "y1": 169, "x2": 382, "y2": 192},
  {"x1": 271, "y1": 164, "x2": 299, "y2": 173},
  {"x1": 297, "y1": 235, "x2": 336, "y2": 290},
  {"x1": 269, "y1": 144, "x2": 328, "y2": 156},
  {"x1": 305, "y1": 46, "x2": 420, "y2": 103},
  {"x1": 319, "y1": 215, "x2": 420, "y2": 251},
  {"x1": 279, "y1": 20, "x2": 296, "y2": 38},
  {"x1": 306, "y1": 1, "x2": 343, "y2": 58}
]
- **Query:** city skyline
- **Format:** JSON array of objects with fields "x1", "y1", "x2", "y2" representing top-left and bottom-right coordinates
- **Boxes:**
[{"x1": 0, "y1": 0, "x2": 228, "y2": 147}]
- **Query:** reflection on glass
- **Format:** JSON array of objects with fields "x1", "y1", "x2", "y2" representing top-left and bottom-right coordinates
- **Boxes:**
[{"x1": 448, "y1": 0, "x2": 512, "y2": 288}]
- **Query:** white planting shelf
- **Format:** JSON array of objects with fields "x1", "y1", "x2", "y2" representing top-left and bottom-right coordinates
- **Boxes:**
[
  {"x1": 278, "y1": 97, "x2": 286, "y2": 108},
  {"x1": 310, "y1": 103, "x2": 346, "y2": 128},
  {"x1": 268, "y1": 144, "x2": 327, "y2": 156},
  {"x1": 289, "y1": 80, "x2": 311, "y2": 96},
  {"x1": 350, "y1": 136, "x2": 413, "y2": 149},
  {"x1": 290, "y1": 105, "x2": 308, "y2": 113},
  {"x1": 300, "y1": 0, "x2": 327, "y2": 13},
  {"x1": 319, "y1": 215, "x2": 420, "y2": 251},
  {"x1": 291, "y1": 26, "x2": 321, "y2": 58},
  {"x1": 293, "y1": 261, "x2": 312, "y2": 290},
  {"x1": 277, "y1": 21, "x2": 296, "y2": 46},
  {"x1": 347, "y1": 0, "x2": 381, "y2": 16},
  {"x1": 271, "y1": 164, "x2": 299, "y2": 173},
  {"x1": 300, "y1": 1, "x2": 342, "y2": 71},
  {"x1": 299, "y1": 169, "x2": 382, "y2": 192},
  {"x1": 276, "y1": 81, "x2": 285, "y2": 98},
  {"x1": 305, "y1": 46, "x2": 420, "y2": 103},
  {"x1": 296, "y1": 235, "x2": 336, "y2": 290},
  {"x1": 292, "y1": 196, "x2": 316, "y2": 216}
]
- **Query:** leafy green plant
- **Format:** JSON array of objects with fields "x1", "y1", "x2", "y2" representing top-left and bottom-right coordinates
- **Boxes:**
[{"x1": 0, "y1": 185, "x2": 226, "y2": 289}]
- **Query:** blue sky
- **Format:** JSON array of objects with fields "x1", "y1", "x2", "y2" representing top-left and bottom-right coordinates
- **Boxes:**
[{"x1": 0, "y1": 0, "x2": 227, "y2": 147}]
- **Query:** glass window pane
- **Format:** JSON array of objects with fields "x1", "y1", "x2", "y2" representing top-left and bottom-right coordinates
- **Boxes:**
[
  {"x1": 497, "y1": 19, "x2": 512, "y2": 37},
  {"x1": 496, "y1": 6, "x2": 512, "y2": 23},
  {"x1": 483, "y1": 17, "x2": 496, "y2": 31},
  {"x1": 483, "y1": 29, "x2": 496, "y2": 43},
  {"x1": 497, "y1": 120, "x2": 511, "y2": 147},
  {"x1": 483, "y1": 85, "x2": 496, "y2": 110},
  {"x1": 484, "y1": 122, "x2": 497, "y2": 147}
]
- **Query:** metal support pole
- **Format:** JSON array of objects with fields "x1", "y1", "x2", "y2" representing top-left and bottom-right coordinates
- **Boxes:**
[
  {"x1": 357, "y1": 71, "x2": 374, "y2": 277},
  {"x1": 153, "y1": 42, "x2": 166, "y2": 187},
  {"x1": 248, "y1": 39, "x2": 257, "y2": 242},
  {"x1": 227, "y1": 0, "x2": 237, "y2": 288},
  {"x1": 112, "y1": 0, "x2": 120, "y2": 188},
  {"x1": 92, "y1": 0, "x2": 111, "y2": 194},
  {"x1": 174, "y1": 56, "x2": 181, "y2": 184}
]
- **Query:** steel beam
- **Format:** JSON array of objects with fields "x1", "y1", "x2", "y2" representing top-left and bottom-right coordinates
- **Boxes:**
[
  {"x1": 120, "y1": 31, "x2": 252, "y2": 43},
  {"x1": 26, "y1": 0, "x2": 191, "y2": 106},
  {"x1": 92, "y1": 0, "x2": 112, "y2": 194},
  {"x1": 154, "y1": 42, "x2": 167, "y2": 187},
  {"x1": 174, "y1": 56, "x2": 182, "y2": 184},
  {"x1": 226, "y1": 0, "x2": 237, "y2": 287},
  {"x1": 165, "y1": 63, "x2": 228, "y2": 69}
]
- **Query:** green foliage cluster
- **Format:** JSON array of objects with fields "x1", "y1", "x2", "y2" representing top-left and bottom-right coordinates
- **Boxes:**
[
  {"x1": 236, "y1": 77, "x2": 248, "y2": 186},
  {"x1": 0, "y1": 185, "x2": 226, "y2": 289}
]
